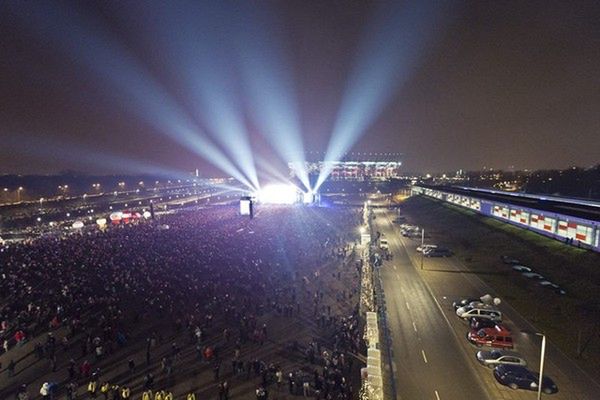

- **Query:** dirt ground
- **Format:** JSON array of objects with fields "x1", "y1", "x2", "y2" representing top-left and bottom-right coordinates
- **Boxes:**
[{"x1": 399, "y1": 195, "x2": 600, "y2": 380}]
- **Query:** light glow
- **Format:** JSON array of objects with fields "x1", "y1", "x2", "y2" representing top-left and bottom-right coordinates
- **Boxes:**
[{"x1": 255, "y1": 184, "x2": 299, "y2": 204}]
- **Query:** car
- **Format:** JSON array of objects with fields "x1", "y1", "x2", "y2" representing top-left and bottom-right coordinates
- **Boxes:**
[
  {"x1": 494, "y1": 365, "x2": 558, "y2": 394},
  {"x1": 401, "y1": 228, "x2": 421, "y2": 238},
  {"x1": 423, "y1": 248, "x2": 452, "y2": 257},
  {"x1": 467, "y1": 325, "x2": 513, "y2": 348},
  {"x1": 416, "y1": 244, "x2": 437, "y2": 253},
  {"x1": 456, "y1": 305, "x2": 502, "y2": 322},
  {"x1": 476, "y1": 350, "x2": 527, "y2": 368},
  {"x1": 522, "y1": 272, "x2": 545, "y2": 280},
  {"x1": 511, "y1": 265, "x2": 532, "y2": 273},
  {"x1": 470, "y1": 317, "x2": 499, "y2": 330},
  {"x1": 452, "y1": 297, "x2": 481, "y2": 311},
  {"x1": 539, "y1": 281, "x2": 567, "y2": 295},
  {"x1": 379, "y1": 239, "x2": 389, "y2": 250},
  {"x1": 500, "y1": 255, "x2": 521, "y2": 265}
]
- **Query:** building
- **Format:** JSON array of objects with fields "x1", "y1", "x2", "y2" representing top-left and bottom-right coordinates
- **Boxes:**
[
  {"x1": 291, "y1": 152, "x2": 403, "y2": 181},
  {"x1": 412, "y1": 184, "x2": 600, "y2": 253}
]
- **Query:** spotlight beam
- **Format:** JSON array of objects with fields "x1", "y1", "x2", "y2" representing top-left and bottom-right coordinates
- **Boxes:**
[
  {"x1": 128, "y1": 2, "x2": 261, "y2": 191},
  {"x1": 3, "y1": 131, "x2": 193, "y2": 181},
  {"x1": 316, "y1": 1, "x2": 450, "y2": 190},
  {"x1": 6, "y1": 1, "x2": 255, "y2": 191},
  {"x1": 235, "y1": 3, "x2": 311, "y2": 191}
]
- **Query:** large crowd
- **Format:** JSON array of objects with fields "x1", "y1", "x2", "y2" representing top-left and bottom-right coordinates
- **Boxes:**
[{"x1": 0, "y1": 205, "x2": 363, "y2": 400}]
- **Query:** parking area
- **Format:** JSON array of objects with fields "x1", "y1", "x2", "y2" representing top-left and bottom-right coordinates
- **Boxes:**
[{"x1": 377, "y1": 201, "x2": 599, "y2": 399}]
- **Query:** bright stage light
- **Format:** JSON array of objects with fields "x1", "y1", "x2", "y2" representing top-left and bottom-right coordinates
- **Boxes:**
[{"x1": 255, "y1": 184, "x2": 299, "y2": 204}]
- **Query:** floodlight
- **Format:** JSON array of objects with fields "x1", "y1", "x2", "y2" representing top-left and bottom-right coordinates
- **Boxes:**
[{"x1": 255, "y1": 184, "x2": 299, "y2": 204}]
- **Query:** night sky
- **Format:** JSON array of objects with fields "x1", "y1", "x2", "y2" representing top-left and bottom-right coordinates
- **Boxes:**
[{"x1": 0, "y1": 0, "x2": 598, "y2": 176}]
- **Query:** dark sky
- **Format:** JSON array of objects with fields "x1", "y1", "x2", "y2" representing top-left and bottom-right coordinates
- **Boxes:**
[{"x1": 0, "y1": 0, "x2": 598, "y2": 176}]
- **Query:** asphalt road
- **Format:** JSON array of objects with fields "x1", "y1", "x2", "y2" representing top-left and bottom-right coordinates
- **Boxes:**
[
  {"x1": 374, "y1": 208, "x2": 491, "y2": 400},
  {"x1": 373, "y1": 204, "x2": 599, "y2": 400}
]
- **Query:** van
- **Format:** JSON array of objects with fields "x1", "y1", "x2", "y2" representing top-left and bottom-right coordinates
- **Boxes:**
[
  {"x1": 456, "y1": 305, "x2": 502, "y2": 322},
  {"x1": 379, "y1": 239, "x2": 389, "y2": 250},
  {"x1": 468, "y1": 325, "x2": 513, "y2": 349}
]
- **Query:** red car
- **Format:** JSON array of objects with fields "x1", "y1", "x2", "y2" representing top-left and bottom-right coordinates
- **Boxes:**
[{"x1": 467, "y1": 325, "x2": 513, "y2": 349}]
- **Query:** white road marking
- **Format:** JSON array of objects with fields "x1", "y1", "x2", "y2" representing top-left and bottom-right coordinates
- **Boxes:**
[
  {"x1": 405, "y1": 302, "x2": 411, "y2": 310},
  {"x1": 434, "y1": 390, "x2": 441, "y2": 400},
  {"x1": 396, "y1": 273, "x2": 401, "y2": 279},
  {"x1": 421, "y1": 349, "x2": 428, "y2": 363},
  {"x1": 412, "y1": 321, "x2": 417, "y2": 332},
  {"x1": 393, "y1": 265, "x2": 397, "y2": 270}
]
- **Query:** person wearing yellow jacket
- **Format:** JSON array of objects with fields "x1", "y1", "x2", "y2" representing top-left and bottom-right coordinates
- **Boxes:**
[
  {"x1": 120, "y1": 386, "x2": 131, "y2": 399},
  {"x1": 100, "y1": 382, "x2": 110, "y2": 400},
  {"x1": 164, "y1": 392, "x2": 173, "y2": 400},
  {"x1": 154, "y1": 390, "x2": 165, "y2": 400},
  {"x1": 88, "y1": 380, "x2": 98, "y2": 399},
  {"x1": 186, "y1": 392, "x2": 196, "y2": 400},
  {"x1": 142, "y1": 390, "x2": 152, "y2": 400}
]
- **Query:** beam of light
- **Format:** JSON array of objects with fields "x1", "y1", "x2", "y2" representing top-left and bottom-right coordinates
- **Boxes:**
[
  {"x1": 233, "y1": 3, "x2": 311, "y2": 191},
  {"x1": 315, "y1": 1, "x2": 450, "y2": 190},
  {"x1": 255, "y1": 156, "x2": 294, "y2": 185},
  {"x1": 124, "y1": 2, "x2": 260, "y2": 191},
  {"x1": 2, "y1": 131, "x2": 193, "y2": 181},
  {"x1": 4, "y1": 1, "x2": 255, "y2": 191}
]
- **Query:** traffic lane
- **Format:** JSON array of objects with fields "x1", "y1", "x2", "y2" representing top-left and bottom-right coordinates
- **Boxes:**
[
  {"x1": 380, "y1": 266, "x2": 434, "y2": 399},
  {"x1": 397, "y1": 230, "x2": 589, "y2": 399},
  {"x1": 375, "y1": 210, "x2": 491, "y2": 400}
]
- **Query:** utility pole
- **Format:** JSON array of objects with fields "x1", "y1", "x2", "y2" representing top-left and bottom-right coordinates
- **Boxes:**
[
  {"x1": 420, "y1": 228, "x2": 425, "y2": 270},
  {"x1": 537, "y1": 333, "x2": 547, "y2": 400}
]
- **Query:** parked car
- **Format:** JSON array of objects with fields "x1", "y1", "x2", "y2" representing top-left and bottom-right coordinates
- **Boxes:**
[
  {"x1": 470, "y1": 317, "x2": 499, "y2": 330},
  {"x1": 467, "y1": 325, "x2": 513, "y2": 349},
  {"x1": 452, "y1": 297, "x2": 481, "y2": 311},
  {"x1": 401, "y1": 228, "x2": 421, "y2": 238},
  {"x1": 476, "y1": 350, "x2": 527, "y2": 368},
  {"x1": 379, "y1": 239, "x2": 389, "y2": 250},
  {"x1": 456, "y1": 305, "x2": 502, "y2": 322},
  {"x1": 522, "y1": 272, "x2": 545, "y2": 280},
  {"x1": 511, "y1": 265, "x2": 532, "y2": 273},
  {"x1": 416, "y1": 244, "x2": 437, "y2": 253},
  {"x1": 424, "y1": 247, "x2": 452, "y2": 257},
  {"x1": 493, "y1": 365, "x2": 558, "y2": 394},
  {"x1": 500, "y1": 255, "x2": 521, "y2": 265},
  {"x1": 539, "y1": 281, "x2": 566, "y2": 295}
]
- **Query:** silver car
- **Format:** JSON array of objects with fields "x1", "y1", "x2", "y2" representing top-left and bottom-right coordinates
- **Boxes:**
[{"x1": 476, "y1": 350, "x2": 527, "y2": 368}]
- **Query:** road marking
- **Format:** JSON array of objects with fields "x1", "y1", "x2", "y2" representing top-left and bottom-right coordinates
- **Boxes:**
[
  {"x1": 412, "y1": 321, "x2": 417, "y2": 332},
  {"x1": 393, "y1": 265, "x2": 397, "y2": 270},
  {"x1": 434, "y1": 390, "x2": 441, "y2": 400},
  {"x1": 405, "y1": 302, "x2": 410, "y2": 310},
  {"x1": 421, "y1": 349, "x2": 428, "y2": 363},
  {"x1": 396, "y1": 273, "x2": 400, "y2": 279}
]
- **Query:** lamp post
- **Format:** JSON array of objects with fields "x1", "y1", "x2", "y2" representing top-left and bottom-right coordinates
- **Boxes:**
[
  {"x1": 522, "y1": 331, "x2": 547, "y2": 400},
  {"x1": 17, "y1": 186, "x2": 23, "y2": 202},
  {"x1": 420, "y1": 228, "x2": 425, "y2": 270},
  {"x1": 536, "y1": 333, "x2": 546, "y2": 400}
]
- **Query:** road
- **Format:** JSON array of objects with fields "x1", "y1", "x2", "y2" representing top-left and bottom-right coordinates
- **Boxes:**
[
  {"x1": 373, "y1": 205, "x2": 599, "y2": 400},
  {"x1": 374, "y1": 208, "x2": 491, "y2": 400}
]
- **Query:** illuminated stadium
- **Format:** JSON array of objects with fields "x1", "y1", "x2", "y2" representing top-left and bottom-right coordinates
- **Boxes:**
[{"x1": 289, "y1": 152, "x2": 402, "y2": 182}]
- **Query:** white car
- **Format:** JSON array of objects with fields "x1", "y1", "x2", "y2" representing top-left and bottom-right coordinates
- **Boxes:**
[
  {"x1": 456, "y1": 305, "x2": 502, "y2": 322},
  {"x1": 477, "y1": 350, "x2": 527, "y2": 368},
  {"x1": 379, "y1": 239, "x2": 389, "y2": 250},
  {"x1": 417, "y1": 244, "x2": 437, "y2": 253}
]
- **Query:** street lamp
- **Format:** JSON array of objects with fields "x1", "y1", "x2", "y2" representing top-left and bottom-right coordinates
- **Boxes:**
[
  {"x1": 536, "y1": 333, "x2": 547, "y2": 400},
  {"x1": 17, "y1": 186, "x2": 23, "y2": 202},
  {"x1": 521, "y1": 331, "x2": 547, "y2": 400},
  {"x1": 420, "y1": 228, "x2": 425, "y2": 270}
]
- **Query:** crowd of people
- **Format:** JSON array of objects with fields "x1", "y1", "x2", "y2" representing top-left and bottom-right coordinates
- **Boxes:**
[{"x1": 0, "y1": 204, "x2": 364, "y2": 399}]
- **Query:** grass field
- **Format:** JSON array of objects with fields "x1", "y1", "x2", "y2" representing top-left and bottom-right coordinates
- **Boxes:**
[{"x1": 400, "y1": 195, "x2": 600, "y2": 379}]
